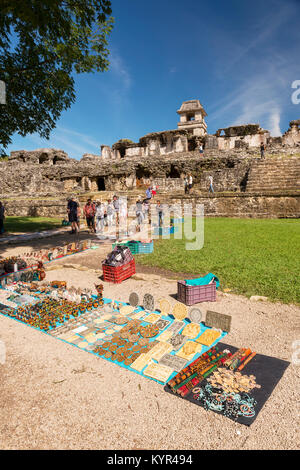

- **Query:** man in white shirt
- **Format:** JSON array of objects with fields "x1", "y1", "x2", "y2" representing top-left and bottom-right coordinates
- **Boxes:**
[{"x1": 208, "y1": 175, "x2": 214, "y2": 193}]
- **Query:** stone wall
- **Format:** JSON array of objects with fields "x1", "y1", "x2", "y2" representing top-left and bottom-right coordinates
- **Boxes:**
[{"x1": 2, "y1": 193, "x2": 299, "y2": 219}]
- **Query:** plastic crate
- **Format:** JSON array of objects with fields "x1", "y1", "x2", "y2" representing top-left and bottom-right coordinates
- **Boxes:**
[
  {"x1": 153, "y1": 226, "x2": 179, "y2": 235},
  {"x1": 112, "y1": 241, "x2": 154, "y2": 255},
  {"x1": 170, "y1": 217, "x2": 184, "y2": 224},
  {"x1": 102, "y1": 259, "x2": 136, "y2": 284},
  {"x1": 177, "y1": 280, "x2": 216, "y2": 305}
]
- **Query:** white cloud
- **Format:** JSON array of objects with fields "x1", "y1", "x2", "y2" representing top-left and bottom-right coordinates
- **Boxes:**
[{"x1": 109, "y1": 51, "x2": 132, "y2": 90}]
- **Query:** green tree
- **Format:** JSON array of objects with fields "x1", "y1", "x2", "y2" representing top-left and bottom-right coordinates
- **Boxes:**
[{"x1": 0, "y1": 0, "x2": 113, "y2": 154}]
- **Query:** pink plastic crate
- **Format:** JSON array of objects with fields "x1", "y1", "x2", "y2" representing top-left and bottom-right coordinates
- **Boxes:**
[{"x1": 177, "y1": 280, "x2": 216, "y2": 305}]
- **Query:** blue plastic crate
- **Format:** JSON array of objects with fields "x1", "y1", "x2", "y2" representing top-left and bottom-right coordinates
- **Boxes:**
[
  {"x1": 153, "y1": 226, "x2": 179, "y2": 235},
  {"x1": 136, "y1": 241, "x2": 154, "y2": 254},
  {"x1": 170, "y1": 217, "x2": 184, "y2": 224}
]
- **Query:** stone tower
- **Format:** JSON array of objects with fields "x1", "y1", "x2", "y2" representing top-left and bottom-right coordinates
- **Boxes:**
[{"x1": 177, "y1": 99, "x2": 207, "y2": 136}]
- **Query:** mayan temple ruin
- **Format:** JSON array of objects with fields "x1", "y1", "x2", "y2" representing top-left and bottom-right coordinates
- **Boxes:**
[{"x1": 1, "y1": 99, "x2": 299, "y2": 218}]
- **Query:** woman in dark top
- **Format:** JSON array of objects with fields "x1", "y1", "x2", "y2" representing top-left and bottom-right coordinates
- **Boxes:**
[{"x1": 67, "y1": 197, "x2": 79, "y2": 234}]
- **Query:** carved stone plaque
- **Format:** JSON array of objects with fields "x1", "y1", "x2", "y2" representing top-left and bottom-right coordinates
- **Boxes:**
[{"x1": 205, "y1": 310, "x2": 232, "y2": 332}]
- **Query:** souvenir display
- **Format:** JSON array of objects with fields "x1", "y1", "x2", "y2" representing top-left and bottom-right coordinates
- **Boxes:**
[
  {"x1": 144, "y1": 313, "x2": 161, "y2": 324},
  {"x1": 139, "y1": 324, "x2": 160, "y2": 338},
  {"x1": 207, "y1": 368, "x2": 261, "y2": 394},
  {"x1": 196, "y1": 329, "x2": 221, "y2": 346},
  {"x1": 164, "y1": 342, "x2": 290, "y2": 425},
  {"x1": 168, "y1": 333, "x2": 187, "y2": 350},
  {"x1": 94, "y1": 284, "x2": 104, "y2": 305},
  {"x1": 119, "y1": 305, "x2": 135, "y2": 316},
  {"x1": 168, "y1": 321, "x2": 185, "y2": 335},
  {"x1": 155, "y1": 319, "x2": 170, "y2": 330},
  {"x1": 188, "y1": 308, "x2": 203, "y2": 324},
  {"x1": 205, "y1": 310, "x2": 232, "y2": 333},
  {"x1": 129, "y1": 292, "x2": 139, "y2": 307},
  {"x1": 143, "y1": 293, "x2": 154, "y2": 312},
  {"x1": 181, "y1": 322, "x2": 201, "y2": 339},
  {"x1": 176, "y1": 341, "x2": 202, "y2": 360},
  {"x1": 159, "y1": 353, "x2": 188, "y2": 372},
  {"x1": 143, "y1": 363, "x2": 174, "y2": 383},
  {"x1": 0, "y1": 281, "x2": 290, "y2": 417},
  {"x1": 159, "y1": 298, "x2": 171, "y2": 315},
  {"x1": 130, "y1": 353, "x2": 153, "y2": 372},
  {"x1": 50, "y1": 281, "x2": 67, "y2": 289},
  {"x1": 172, "y1": 302, "x2": 188, "y2": 321},
  {"x1": 146, "y1": 341, "x2": 173, "y2": 361}
]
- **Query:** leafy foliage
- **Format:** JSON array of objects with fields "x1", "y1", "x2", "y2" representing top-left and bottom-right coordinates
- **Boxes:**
[{"x1": 0, "y1": 1, "x2": 113, "y2": 154}]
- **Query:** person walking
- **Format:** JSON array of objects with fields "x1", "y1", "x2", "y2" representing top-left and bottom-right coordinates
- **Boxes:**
[
  {"x1": 184, "y1": 176, "x2": 189, "y2": 194},
  {"x1": 0, "y1": 201, "x2": 5, "y2": 235},
  {"x1": 95, "y1": 201, "x2": 105, "y2": 234},
  {"x1": 67, "y1": 196, "x2": 79, "y2": 234},
  {"x1": 112, "y1": 195, "x2": 120, "y2": 225},
  {"x1": 151, "y1": 183, "x2": 157, "y2": 199},
  {"x1": 208, "y1": 175, "x2": 214, "y2": 193},
  {"x1": 260, "y1": 142, "x2": 265, "y2": 159},
  {"x1": 188, "y1": 174, "x2": 193, "y2": 194},
  {"x1": 76, "y1": 201, "x2": 81, "y2": 233},
  {"x1": 106, "y1": 199, "x2": 114, "y2": 226},
  {"x1": 156, "y1": 200, "x2": 164, "y2": 227},
  {"x1": 145, "y1": 186, "x2": 152, "y2": 201},
  {"x1": 83, "y1": 199, "x2": 96, "y2": 233},
  {"x1": 199, "y1": 143, "x2": 204, "y2": 155},
  {"x1": 136, "y1": 197, "x2": 144, "y2": 232}
]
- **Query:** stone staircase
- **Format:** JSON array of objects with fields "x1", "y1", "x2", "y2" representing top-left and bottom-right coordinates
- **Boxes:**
[{"x1": 245, "y1": 157, "x2": 300, "y2": 193}]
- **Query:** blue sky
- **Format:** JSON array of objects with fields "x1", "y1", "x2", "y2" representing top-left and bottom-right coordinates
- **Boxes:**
[{"x1": 6, "y1": 0, "x2": 300, "y2": 159}]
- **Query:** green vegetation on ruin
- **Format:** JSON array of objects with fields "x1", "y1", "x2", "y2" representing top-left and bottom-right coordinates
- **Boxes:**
[{"x1": 137, "y1": 217, "x2": 300, "y2": 304}]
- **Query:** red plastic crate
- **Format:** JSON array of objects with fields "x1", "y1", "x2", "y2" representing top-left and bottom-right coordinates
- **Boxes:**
[
  {"x1": 102, "y1": 259, "x2": 136, "y2": 284},
  {"x1": 177, "y1": 280, "x2": 216, "y2": 305}
]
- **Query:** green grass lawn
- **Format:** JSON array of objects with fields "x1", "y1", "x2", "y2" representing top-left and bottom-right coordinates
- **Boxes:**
[
  {"x1": 3, "y1": 216, "x2": 62, "y2": 233},
  {"x1": 137, "y1": 218, "x2": 300, "y2": 304}
]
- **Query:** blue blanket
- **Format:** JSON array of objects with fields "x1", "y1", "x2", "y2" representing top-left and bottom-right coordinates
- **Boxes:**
[{"x1": 185, "y1": 273, "x2": 220, "y2": 289}]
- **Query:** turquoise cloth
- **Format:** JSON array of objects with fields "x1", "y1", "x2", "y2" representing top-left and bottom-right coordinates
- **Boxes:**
[{"x1": 185, "y1": 273, "x2": 220, "y2": 289}]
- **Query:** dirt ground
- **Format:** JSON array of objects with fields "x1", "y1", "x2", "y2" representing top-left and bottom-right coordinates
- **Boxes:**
[{"x1": 0, "y1": 236, "x2": 299, "y2": 450}]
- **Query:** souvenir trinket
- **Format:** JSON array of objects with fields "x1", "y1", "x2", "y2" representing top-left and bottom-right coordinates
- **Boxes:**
[
  {"x1": 143, "y1": 293, "x2": 154, "y2": 312},
  {"x1": 188, "y1": 308, "x2": 203, "y2": 324},
  {"x1": 172, "y1": 303, "x2": 188, "y2": 321},
  {"x1": 129, "y1": 292, "x2": 139, "y2": 307}
]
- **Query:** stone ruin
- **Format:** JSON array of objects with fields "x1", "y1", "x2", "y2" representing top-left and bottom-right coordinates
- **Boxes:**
[{"x1": 0, "y1": 99, "x2": 299, "y2": 219}]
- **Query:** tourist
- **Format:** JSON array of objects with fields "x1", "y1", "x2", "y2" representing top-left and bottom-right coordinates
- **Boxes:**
[
  {"x1": 67, "y1": 196, "x2": 79, "y2": 234},
  {"x1": 156, "y1": 200, "x2": 164, "y2": 227},
  {"x1": 151, "y1": 183, "x2": 157, "y2": 199},
  {"x1": 188, "y1": 174, "x2": 193, "y2": 194},
  {"x1": 76, "y1": 200, "x2": 81, "y2": 232},
  {"x1": 112, "y1": 195, "x2": 120, "y2": 224},
  {"x1": 0, "y1": 201, "x2": 5, "y2": 235},
  {"x1": 83, "y1": 198, "x2": 96, "y2": 233},
  {"x1": 106, "y1": 199, "x2": 114, "y2": 226},
  {"x1": 95, "y1": 201, "x2": 105, "y2": 233},
  {"x1": 260, "y1": 142, "x2": 265, "y2": 159},
  {"x1": 208, "y1": 175, "x2": 214, "y2": 193},
  {"x1": 119, "y1": 198, "x2": 127, "y2": 237},
  {"x1": 184, "y1": 176, "x2": 189, "y2": 194},
  {"x1": 136, "y1": 197, "x2": 144, "y2": 232},
  {"x1": 145, "y1": 186, "x2": 152, "y2": 200},
  {"x1": 199, "y1": 143, "x2": 204, "y2": 155}
]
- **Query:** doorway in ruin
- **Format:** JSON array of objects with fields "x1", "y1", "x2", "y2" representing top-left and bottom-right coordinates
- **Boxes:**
[
  {"x1": 97, "y1": 177, "x2": 106, "y2": 191},
  {"x1": 166, "y1": 164, "x2": 181, "y2": 178}
]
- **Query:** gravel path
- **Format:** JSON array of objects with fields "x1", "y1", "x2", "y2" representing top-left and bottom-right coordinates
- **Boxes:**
[{"x1": 0, "y1": 256, "x2": 299, "y2": 450}]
